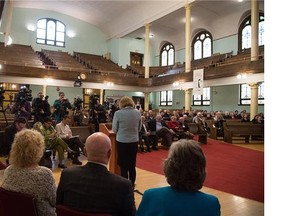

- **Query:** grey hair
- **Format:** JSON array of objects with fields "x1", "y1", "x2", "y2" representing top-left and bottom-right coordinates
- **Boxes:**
[{"x1": 163, "y1": 139, "x2": 206, "y2": 192}]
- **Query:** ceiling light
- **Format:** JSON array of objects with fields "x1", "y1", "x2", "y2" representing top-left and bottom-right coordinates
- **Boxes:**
[{"x1": 149, "y1": 33, "x2": 154, "y2": 38}]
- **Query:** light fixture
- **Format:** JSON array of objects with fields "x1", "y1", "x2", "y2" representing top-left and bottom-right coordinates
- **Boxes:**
[
  {"x1": 80, "y1": 73, "x2": 86, "y2": 80},
  {"x1": 106, "y1": 82, "x2": 114, "y2": 87},
  {"x1": 173, "y1": 81, "x2": 180, "y2": 87},
  {"x1": 236, "y1": 73, "x2": 247, "y2": 79},
  {"x1": 26, "y1": 24, "x2": 36, "y2": 31},
  {"x1": 6, "y1": 35, "x2": 12, "y2": 46},
  {"x1": 0, "y1": 64, "x2": 2, "y2": 69},
  {"x1": 45, "y1": 78, "x2": 53, "y2": 84},
  {"x1": 0, "y1": 32, "x2": 12, "y2": 46},
  {"x1": 67, "y1": 30, "x2": 76, "y2": 38},
  {"x1": 149, "y1": 33, "x2": 154, "y2": 38}
]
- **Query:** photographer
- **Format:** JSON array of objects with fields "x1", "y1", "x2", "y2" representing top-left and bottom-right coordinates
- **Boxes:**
[
  {"x1": 32, "y1": 92, "x2": 51, "y2": 123},
  {"x1": 53, "y1": 91, "x2": 72, "y2": 124},
  {"x1": 89, "y1": 94, "x2": 106, "y2": 132},
  {"x1": 72, "y1": 96, "x2": 83, "y2": 126},
  {"x1": 11, "y1": 88, "x2": 32, "y2": 120}
]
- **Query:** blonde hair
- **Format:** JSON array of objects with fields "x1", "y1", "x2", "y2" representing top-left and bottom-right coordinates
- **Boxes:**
[
  {"x1": 10, "y1": 129, "x2": 45, "y2": 168},
  {"x1": 119, "y1": 96, "x2": 135, "y2": 109},
  {"x1": 33, "y1": 121, "x2": 43, "y2": 132}
]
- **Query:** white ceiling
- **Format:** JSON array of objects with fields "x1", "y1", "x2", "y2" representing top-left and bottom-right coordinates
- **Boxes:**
[{"x1": 12, "y1": 0, "x2": 264, "y2": 45}]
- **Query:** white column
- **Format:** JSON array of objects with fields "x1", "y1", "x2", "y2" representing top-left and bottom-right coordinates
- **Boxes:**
[
  {"x1": 184, "y1": 89, "x2": 192, "y2": 112},
  {"x1": 251, "y1": 0, "x2": 259, "y2": 61},
  {"x1": 99, "y1": 89, "x2": 104, "y2": 104},
  {"x1": 249, "y1": 83, "x2": 259, "y2": 121},
  {"x1": 145, "y1": 23, "x2": 151, "y2": 78},
  {"x1": 43, "y1": 85, "x2": 47, "y2": 97},
  {"x1": 144, "y1": 92, "x2": 150, "y2": 111},
  {"x1": 185, "y1": 3, "x2": 191, "y2": 73}
]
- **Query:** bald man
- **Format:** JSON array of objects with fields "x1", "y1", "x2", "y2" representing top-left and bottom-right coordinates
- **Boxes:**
[{"x1": 56, "y1": 132, "x2": 136, "y2": 216}]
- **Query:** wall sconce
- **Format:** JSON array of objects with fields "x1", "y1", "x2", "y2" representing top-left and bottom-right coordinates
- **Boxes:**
[
  {"x1": 236, "y1": 73, "x2": 247, "y2": 79},
  {"x1": 106, "y1": 82, "x2": 114, "y2": 87},
  {"x1": 172, "y1": 81, "x2": 180, "y2": 87}
]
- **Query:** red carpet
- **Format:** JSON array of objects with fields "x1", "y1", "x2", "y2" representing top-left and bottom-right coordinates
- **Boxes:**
[{"x1": 136, "y1": 138, "x2": 264, "y2": 203}]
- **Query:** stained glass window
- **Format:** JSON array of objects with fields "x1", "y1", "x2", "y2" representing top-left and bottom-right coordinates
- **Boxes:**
[
  {"x1": 192, "y1": 31, "x2": 212, "y2": 60},
  {"x1": 160, "y1": 43, "x2": 175, "y2": 66},
  {"x1": 239, "y1": 14, "x2": 264, "y2": 50}
]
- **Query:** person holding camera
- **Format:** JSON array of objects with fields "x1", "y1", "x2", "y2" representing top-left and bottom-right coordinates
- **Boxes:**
[
  {"x1": 32, "y1": 92, "x2": 51, "y2": 123},
  {"x1": 11, "y1": 88, "x2": 32, "y2": 121},
  {"x1": 53, "y1": 91, "x2": 72, "y2": 124},
  {"x1": 72, "y1": 96, "x2": 83, "y2": 126},
  {"x1": 89, "y1": 95, "x2": 106, "y2": 132}
]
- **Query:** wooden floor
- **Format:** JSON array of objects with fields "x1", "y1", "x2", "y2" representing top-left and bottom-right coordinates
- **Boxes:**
[{"x1": 0, "y1": 141, "x2": 264, "y2": 216}]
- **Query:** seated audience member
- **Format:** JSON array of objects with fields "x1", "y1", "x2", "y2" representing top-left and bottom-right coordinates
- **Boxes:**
[
  {"x1": 1, "y1": 129, "x2": 56, "y2": 216},
  {"x1": 213, "y1": 112, "x2": 224, "y2": 137},
  {"x1": 56, "y1": 132, "x2": 136, "y2": 216},
  {"x1": 147, "y1": 114, "x2": 174, "y2": 148},
  {"x1": 3, "y1": 117, "x2": 27, "y2": 164},
  {"x1": 178, "y1": 116, "x2": 194, "y2": 139},
  {"x1": 241, "y1": 113, "x2": 250, "y2": 122},
  {"x1": 139, "y1": 116, "x2": 151, "y2": 152},
  {"x1": 137, "y1": 139, "x2": 221, "y2": 216},
  {"x1": 167, "y1": 116, "x2": 187, "y2": 139},
  {"x1": 193, "y1": 112, "x2": 210, "y2": 135},
  {"x1": 55, "y1": 115, "x2": 85, "y2": 165},
  {"x1": 40, "y1": 117, "x2": 75, "y2": 169}
]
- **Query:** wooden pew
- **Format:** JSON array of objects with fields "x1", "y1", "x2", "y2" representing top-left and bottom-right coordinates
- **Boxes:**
[
  {"x1": 70, "y1": 126, "x2": 92, "y2": 143},
  {"x1": 187, "y1": 123, "x2": 207, "y2": 144},
  {"x1": 99, "y1": 123, "x2": 120, "y2": 175},
  {"x1": 204, "y1": 119, "x2": 217, "y2": 140},
  {"x1": 223, "y1": 122, "x2": 264, "y2": 143}
]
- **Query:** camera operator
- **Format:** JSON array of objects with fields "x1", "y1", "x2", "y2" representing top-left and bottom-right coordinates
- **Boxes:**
[
  {"x1": 32, "y1": 92, "x2": 51, "y2": 123},
  {"x1": 89, "y1": 94, "x2": 107, "y2": 132},
  {"x1": 72, "y1": 96, "x2": 83, "y2": 126},
  {"x1": 11, "y1": 88, "x2": 32, "y2": 121},
  {"x1": 53, "y1": 91, "x2": 72, "y2": 124}
]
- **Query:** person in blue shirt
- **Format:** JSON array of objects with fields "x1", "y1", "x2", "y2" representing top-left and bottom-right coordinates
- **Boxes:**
[{"x1": 137, "y1": 139, "x2": 221, "y2": 216}]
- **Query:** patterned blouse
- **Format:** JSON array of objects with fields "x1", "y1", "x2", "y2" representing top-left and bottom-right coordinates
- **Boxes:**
[{"x1": 1, "y1": 165, "x2": 56, "y2": 216}]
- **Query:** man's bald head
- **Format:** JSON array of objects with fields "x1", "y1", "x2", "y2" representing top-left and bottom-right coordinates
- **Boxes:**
[{"x1": 85, "y1": 132, "x2": 112, "y2": 164}]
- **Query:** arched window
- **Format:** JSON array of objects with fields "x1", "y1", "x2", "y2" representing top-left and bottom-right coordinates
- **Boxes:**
[
  {"x1": 160, "y1": 43, "x2": 175, "y2": 66},
  {"x1": 192, "y1": 31, "x2": 212, "y2": 60},
  {"x1": 239, "y1": 13, "x2": 264, "y2": 50},
  {"x1": 36, "y1": 18, "x2": 66, "y2": 47}
]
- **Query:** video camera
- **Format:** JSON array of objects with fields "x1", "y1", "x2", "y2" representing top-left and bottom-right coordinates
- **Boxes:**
[
  {"x1": 89, "y1": 94, "x2": 99, "y2": 108},
  {"x1": 74, "y1": 97, "x2": 83, "y2": 111},
  {"x1": 15, "y1": 88, "x2": 32, "y2": 106}
]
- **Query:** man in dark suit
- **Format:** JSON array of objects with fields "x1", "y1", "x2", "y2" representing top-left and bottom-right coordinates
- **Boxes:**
[
  {"x1": 56, "y1": 132, "x2": 136, "y2": 216},
  {"x1": 147, "y1": 114, "x2": 174, "y2": 148}
]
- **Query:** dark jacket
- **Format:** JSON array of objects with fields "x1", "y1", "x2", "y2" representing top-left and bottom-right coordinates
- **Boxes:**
[{"x1": 56, "y1": 162, "x2": 136, "y2": 216}]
